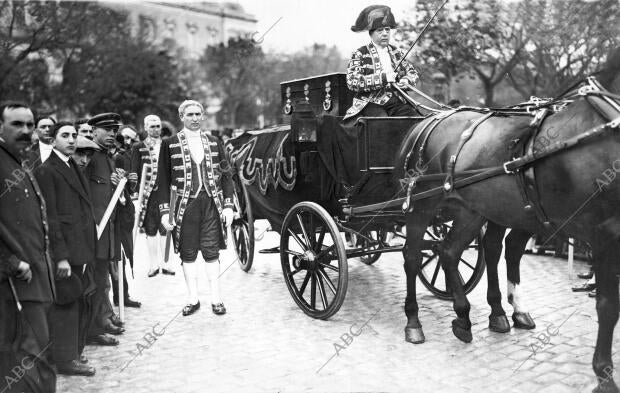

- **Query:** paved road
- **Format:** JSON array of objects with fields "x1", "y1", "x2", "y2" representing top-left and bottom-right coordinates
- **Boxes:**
[{"x1": 57, "y1": 221, "x2": 617, "y2": 392}]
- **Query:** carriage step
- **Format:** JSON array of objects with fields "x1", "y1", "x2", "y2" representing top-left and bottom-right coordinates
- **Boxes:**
[{"x1": 259, "y1": 246, "x2": 280, "y2": 254}]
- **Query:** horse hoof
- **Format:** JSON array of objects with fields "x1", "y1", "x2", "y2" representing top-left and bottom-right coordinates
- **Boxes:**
[
  {"x1": 452, "y1": 318, "x2": 472, "y2": 343},
  {"x1": 489, "y1": 315, "x2": 511, "y2": 333},
  {"x1": 593, "y1": 379, "x2": 620, "y2": 393},
  {"x1": 512, "y1": 312, "x2": 536, "y2": 330},
  {"x1": 404, "y1": 327, "x2": 425, "y2": 344}
]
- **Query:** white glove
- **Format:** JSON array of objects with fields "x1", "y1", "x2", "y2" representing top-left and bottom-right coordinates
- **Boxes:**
[
  {"x1": 385, "y1": 71, "x2": 397, "y2": 83},
  {"x1": 222, "y1": 208, "x2": 234, "y2": 227},
  {"x1": 161, "y1": 214, "x2": 175, "y2": 231}
]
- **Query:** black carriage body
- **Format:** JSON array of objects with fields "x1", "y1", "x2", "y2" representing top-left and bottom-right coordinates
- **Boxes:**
[{"x1": 280, "y1": 73, "x2": 354, "y2": 120}]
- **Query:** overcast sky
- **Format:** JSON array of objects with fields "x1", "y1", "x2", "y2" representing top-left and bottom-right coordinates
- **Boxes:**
[{"x1": 232, "y1": 0, "x2": 418, "y2": 54}]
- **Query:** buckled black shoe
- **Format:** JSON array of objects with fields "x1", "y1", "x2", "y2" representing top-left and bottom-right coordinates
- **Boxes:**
[
  {"x1": 182, "y1": 301, "x2": 200, "y2": 316},
  {"x1": 578, "y1": 271, "x2": 594, "y2": 280},
  {"x1": 161, "y1": 268, "x2": 175, "y2": 276},
  {"x1": 147, "y1": 268, "x2": 159, "y2": 278},
  {"x1": 57, "y1": 360, "x2": 96, "y2": 376},
  {"x1": 212, "y1": 303, "x2": 226, "y2": 315}
]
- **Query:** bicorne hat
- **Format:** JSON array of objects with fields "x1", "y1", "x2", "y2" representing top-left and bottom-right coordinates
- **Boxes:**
[{"x1": 351, "y1": 5, "x2": 397, "y2": 32}]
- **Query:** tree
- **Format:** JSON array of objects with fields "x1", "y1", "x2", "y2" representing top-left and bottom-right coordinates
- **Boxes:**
[
  {"x1": 0, "y1": 1, "x2": 185, "y2": 122},
  {"x1": 398, "y1": 0, "x2": 528, "y2": 106},
  {"x1": 507, "y1": 0, "x2": 620, "y2": 98},
  {"x1": 201, "y1": 37, "x2": 265, "y2": 128}
]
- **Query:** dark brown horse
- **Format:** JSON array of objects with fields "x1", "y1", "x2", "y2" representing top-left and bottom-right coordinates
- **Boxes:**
[{"x1": 394, "y1": 48, "x2": 620, "y2": 392}]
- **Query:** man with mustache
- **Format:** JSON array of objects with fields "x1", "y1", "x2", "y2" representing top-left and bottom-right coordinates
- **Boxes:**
[
  {"x1": 35, "y1": 122, "x2": 96, "y2": 376},
  {"x1": 0, "y1": 101, "x2": 57, "y2": 392},
  {"x1": 344, "y1": 5, "x2": 420, "y2": 120},
  {"x1": 156, "y1": 100, "x2": 234, "y2": 316},
  {"x1": 24, "y1": 116, "x2": 56, "y2": 168},
  {"x1": 84, "y1": 113, "x2": 126, "y2": 346}
]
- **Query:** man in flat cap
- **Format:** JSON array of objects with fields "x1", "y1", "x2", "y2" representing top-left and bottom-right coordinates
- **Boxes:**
[
  {"x1": 84, "y1": 113, "x2": 126, "y2": 346},
  {"x1": 344, "y1": 5, "x2": 420, "y2": 120},
  {"x1": 155, "y1": 100, "x2": 234, "y2": 317},
  {"x1": 72, "y1": 135, "x2": 100, "y2": 170},
  {"x1": 131, "y1": 114, "x2": 176, "y2": 278},
  {"x1": 34, "y1": 122, "x2": 96, "y2": 376}
]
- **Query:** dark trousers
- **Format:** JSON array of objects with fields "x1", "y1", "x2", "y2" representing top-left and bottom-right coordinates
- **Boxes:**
[
  {"x1": 179, "y1": 192, "x2": 224, "y2": 262},
  {"x1": 50, "y1": 265, "x2": 90, "y2": 363},
  {"x1": 111, "y1": 262, "x2": 129, "y2": 304},
  {"x1": 87, "y1": 259, "x2": 113, "y2": 337},
  {"x1": 0, "y1": 297, "x2": 56, "y2": 393}
]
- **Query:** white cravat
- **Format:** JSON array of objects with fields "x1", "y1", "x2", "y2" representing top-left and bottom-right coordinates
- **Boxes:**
[
  {"x1": 183, "y1": 129, "x2": 206, "y2": 196},
  {"x1": 39, "y1": 141, "x2": 53, "y2": 163},
  {"x1": 376, "y1": 45, "x2": 394, "y2": 74},
  {"x1": 53, "y1": 149, "x2": 70, "y2": 167}
]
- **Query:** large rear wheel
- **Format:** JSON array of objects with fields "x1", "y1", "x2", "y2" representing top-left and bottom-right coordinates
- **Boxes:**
[
  {"x1": 280, "y1": 202, "x2": 347, "y2": 319},
  {"x1": 418, "y1": 220, "x2": 485, "y2": 300},
  {"x1": 231, "y1": 176, "x2": 254, "y2": 272}
]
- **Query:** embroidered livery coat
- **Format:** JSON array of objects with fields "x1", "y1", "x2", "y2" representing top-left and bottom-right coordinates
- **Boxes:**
[
  {"x1": 344, "y1": 42, "x2": 420, "y2": 120},
  {"x1": 154, "y1": 130, "x2": 234, "y2": 248},
  {"x1": 130, "y1": 137, "x2": 161, "y2": 228}
]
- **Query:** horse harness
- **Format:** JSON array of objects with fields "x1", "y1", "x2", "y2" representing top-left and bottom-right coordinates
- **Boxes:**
[{"x1": 396, "y1": 77, "x2": 620, "y2": 233}]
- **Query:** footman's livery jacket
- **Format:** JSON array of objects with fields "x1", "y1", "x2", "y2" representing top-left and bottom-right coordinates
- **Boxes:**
[
  {"x1": 154, "y1": 130, "x2": 234, "y2": 247},
  {"x1": 130, "y1": 136, "x2": 161, "y2": 228}
]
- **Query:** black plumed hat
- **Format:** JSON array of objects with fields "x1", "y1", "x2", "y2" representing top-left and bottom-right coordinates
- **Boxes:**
[{"x1": 351, "y1": 5, "x2": 396, "y2": 32}]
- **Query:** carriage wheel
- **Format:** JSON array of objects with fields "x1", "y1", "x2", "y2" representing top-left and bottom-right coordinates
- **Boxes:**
[
  {"x1": 418, "y1": 221, "x2": 485, "y2": 300},
  {"x1": 231, "y1": 176, "x2": 254, "y2": 272},
  {"x1": 280, "y1": 202, "x2": 348, "y2": 319},
  {"x1": 356, "y1": 229, "x2": 387, "y2": 265}
]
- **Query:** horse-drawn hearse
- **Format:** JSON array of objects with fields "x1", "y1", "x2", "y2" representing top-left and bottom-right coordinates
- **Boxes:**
[
  {"x1": 226, "y1": 48, "x2": 620, "y2": 392},
  {"x1": 225, "y1": 72, "x2": 485, "y2": 319}
]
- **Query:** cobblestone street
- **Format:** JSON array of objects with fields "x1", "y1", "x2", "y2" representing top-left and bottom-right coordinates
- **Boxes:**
[{"x1": 58, "y1": 221, "x2": 618, "y2": 392}]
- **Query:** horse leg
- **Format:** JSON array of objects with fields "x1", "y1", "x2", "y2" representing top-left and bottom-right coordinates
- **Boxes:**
[
  {"x1": 403, "y1": 217, "x2": 430, "y2": 344},
  {"x1": 439, "y1": 210, "x2": 486, "y2": 343},
  {"x1": 505, "y1": 229, "x2": 536, "y2": 329},
  {"x1": 483, "y1": 221, "x2": 511, "y2": 333},
  {"x1": 592, "y1": 224, "x2": 620, "y2": 393}
]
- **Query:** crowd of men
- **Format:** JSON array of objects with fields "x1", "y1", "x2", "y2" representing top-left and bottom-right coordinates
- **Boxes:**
[{"x1": 0, "y1": 98, "x2": 234, "y2": 392}]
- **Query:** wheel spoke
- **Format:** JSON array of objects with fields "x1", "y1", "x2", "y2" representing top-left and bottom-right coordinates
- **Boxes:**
[
  {"x1": 283, "y1": 249, "x2": 303, "y2": 257},
  {"x1": 459, "y1": 258, "x2": 475, "y2": 270},
  {"x1": 298, "y1": 270, "x2": 311, "y2": 297},
  {"x1": 318, "y1": 261, "x2": 338, "y2": 272},
  {"x1": 287, "y1": 228, "x2": 308, "y2": 251},
  {"x1": 311, "y1": 272, "x2": 317, "y2": 309},
  {"x1": 315, "y1": 226, "x2": 326, "y2": 253},
  {"x1": 296, "y1": 213, "x2": 313, "y2": 252},
  {"x1": 421, "y1": 254, "x2": 438, "y2": 269},
  {"x1": 316, "y1": 244, "x2": 336, "y2": 260},
  {"x1": 316, "y1": 272, "x2": 328, "y2": 309},
  {"x1": 288, "y1": 266, "x2": 304, "y2": 277},
  {"x1": 308, "y1": 213, "x2": 316, "y2": 250},
  {"x1": 430, "y1": 258, "x2": 442, "y2": 286},
  {"x1": 318, "y1": 267, "x2": 336, "y2": 294},
  {"x1": 457, "y1": 271, "x2": 465, "y2": 286}
]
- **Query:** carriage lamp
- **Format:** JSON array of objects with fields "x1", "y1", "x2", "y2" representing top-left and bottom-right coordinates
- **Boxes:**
[{"x1": 291, "y1": 102, "x2": 317, "y2": 143}]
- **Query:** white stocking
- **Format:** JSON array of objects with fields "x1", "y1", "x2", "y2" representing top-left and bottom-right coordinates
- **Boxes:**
[
  {"x1": 203, "y1": 257, "x2": 222, "y2": 305},
  {"x1": 146, "y1": 235, "x2": 161, "y2": 271},
  {"x1": 182, "y1": 262, "x2": 199, "y2": 304}
]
